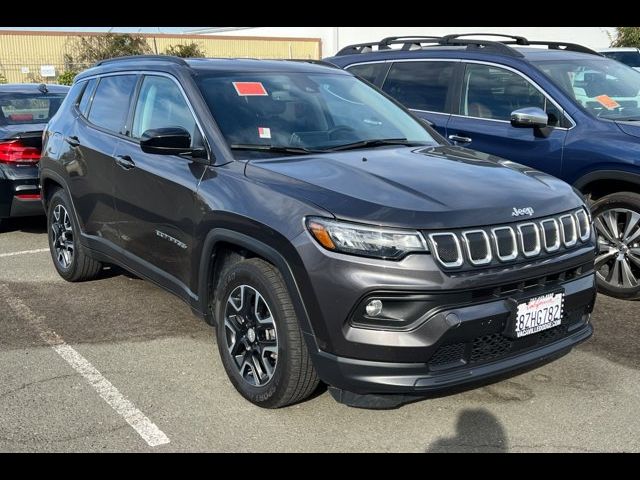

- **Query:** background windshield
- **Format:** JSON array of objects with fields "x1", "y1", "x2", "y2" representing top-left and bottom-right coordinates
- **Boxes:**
[
  {"x1": 533, "y1": 58, "x2": 640, "y2": 121},
  {"x1": 196, "y1": 72, "x2": 436, "y2": 152},
  {"x1": 0, "y1": 92, "x2": 67, "y2": 126}
]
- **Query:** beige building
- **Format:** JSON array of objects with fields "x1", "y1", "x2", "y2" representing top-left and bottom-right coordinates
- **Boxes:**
[{"x1": 0, "y1": 30, "x2": 321, "y2": 84}]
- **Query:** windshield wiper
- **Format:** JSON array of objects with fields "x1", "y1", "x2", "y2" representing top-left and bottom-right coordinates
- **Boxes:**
[
  {"x1": 613, "y1": 117, "x2": 640, "y2": 122},
  {"x1": 322, "y1": 138, "x2": 428, "y2": 152},
  {"x1": 230, "y1": 144, "x2": 319, "y2": 155}
]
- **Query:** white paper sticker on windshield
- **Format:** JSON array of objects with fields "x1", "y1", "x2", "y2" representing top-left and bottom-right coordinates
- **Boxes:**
[{"x1": 258, "y1": 127, "x2": 271, "y2": 139}]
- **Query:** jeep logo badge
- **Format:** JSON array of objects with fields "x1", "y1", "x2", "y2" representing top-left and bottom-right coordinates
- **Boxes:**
[{"x1": 512, "y1": 207, "x2": 535, "y2": 217}]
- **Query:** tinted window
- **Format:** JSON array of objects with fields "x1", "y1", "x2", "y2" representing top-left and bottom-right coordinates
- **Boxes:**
[
  {"x1": 88, "y1": 75, "x2": 137, "y2": 134},
  {"x1": 196, "y1": 72, "x2": 436, "y2": 154},
  {"x1": 533, "y1": 57, "x2": 640, "y2": 121},
  {"x1": 382, "y1": 61, "x2": 455, "y2": 113},
  {"x1": 346, "y1": 63, "x2": 388, "y2": 84},
  {"x1": 461, "y1": 64, "x2": 560, "y2": 126},
  {"x1": 603, "y1": 51, "x2": 640, "y2": 68},
  {"x1": 131, "y1": 76, "x2": 196, "y2": 143},
  {"x1": 77, "y1": 78, "x2": 97, "y2": 117},
  {"x1": 0, "y1": 91, "x2": 67, "y2": 126}
]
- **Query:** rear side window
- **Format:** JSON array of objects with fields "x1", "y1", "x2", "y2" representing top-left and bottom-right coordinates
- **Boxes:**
[
  {"x1": 77, "y1": 78, "x2": 97, "y2": 116},
  {"x1": 131, "y1": 75, "x2": 197, "y2": 143},
  {"x1": 346, "y1": 63, "x2": 388, "y2": 84},
  {"x1": 382, "y1": 61, "x2": 455, "y2": 113},
  {"x1": 0, "y1": 91, "x2": 67, "y2": 125},
  {"x1": 603, "y1": 51, "x2": 640, "y2": 68},
  {"x1": 87, "y1": 75, "x2": 138, "y2": 134}
]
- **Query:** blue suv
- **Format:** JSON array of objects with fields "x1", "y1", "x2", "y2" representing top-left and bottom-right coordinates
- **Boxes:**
[{"x1": 326, "y1": 33, "x2": 640, "y2": 300}]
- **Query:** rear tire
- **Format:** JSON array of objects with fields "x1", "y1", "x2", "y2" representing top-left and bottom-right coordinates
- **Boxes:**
[
  {"x1": 592, "y1": 192, "x2": 640, "y2": 300},
  {"x1": 214, "y1": 258, "x2": 319, "y2": 408},
  {"x1": 47, "y1": 189, "x2": 102, "y2": 282}
]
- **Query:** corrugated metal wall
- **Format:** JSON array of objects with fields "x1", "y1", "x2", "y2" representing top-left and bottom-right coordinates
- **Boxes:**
[{"x1": 0, "y1": 31, "x2": 321, "y2": 83}]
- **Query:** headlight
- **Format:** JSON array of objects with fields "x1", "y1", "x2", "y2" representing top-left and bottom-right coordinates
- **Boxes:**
[{"x1": 305, "y1": 217, "x2": 428, "y2": 259}]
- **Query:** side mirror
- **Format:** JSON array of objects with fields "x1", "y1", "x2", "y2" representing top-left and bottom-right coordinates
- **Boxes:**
[
  {"x1": 510, "y1": 107, "x2": 549, "y2": 129},
  {"x1": 140, "y1": 127, "x2": 206, "y2": 158}
]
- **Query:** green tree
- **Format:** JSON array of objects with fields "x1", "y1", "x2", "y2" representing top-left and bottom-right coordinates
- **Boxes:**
[
  {"x1": 66, "y1": 33, "x2": 152, "y2": 65},
  {"x1": 610, "y1": 27, "x2": 640, "y2": 48},
  {"x1": 58, "y1": 70, "x2": 77, "y2": 86},
  {"x1": 164, "y1": 42, "x2": 205, "y2": 58}
]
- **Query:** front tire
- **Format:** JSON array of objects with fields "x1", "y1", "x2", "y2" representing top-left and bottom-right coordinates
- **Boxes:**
[
  {"x1": 592, "y1": 192, "x2": 640, "y2": 300},
  {"x1": 47, "y1": 189, "x2": 102, "y2": 282},
  {"x1": 214, "y1": 258, "x2": 319, "y2": 408}
]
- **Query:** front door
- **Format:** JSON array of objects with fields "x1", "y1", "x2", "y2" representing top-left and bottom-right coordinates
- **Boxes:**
[
  {"x1": 446, "y1": 62, "x2": 568, "y2": 178},
  {"x1": 111, "y1": 74, "x2": 206, "y2": 289}
]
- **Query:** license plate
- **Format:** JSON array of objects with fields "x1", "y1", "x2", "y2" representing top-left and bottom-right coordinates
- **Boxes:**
[{"x1": 513, "y1": 291, "x2": 564, "y2": 338}]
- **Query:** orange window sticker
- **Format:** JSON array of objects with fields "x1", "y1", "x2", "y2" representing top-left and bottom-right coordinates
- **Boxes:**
[
  {"x1": 233, "y1": 82, "x2": 268, "y2": 96},
  {"x1": 258, "y1": 127, "x2": 271, "y2": 139},
  {"x1": 595, "y1": 95, "x2": 620, "y2": 110}
]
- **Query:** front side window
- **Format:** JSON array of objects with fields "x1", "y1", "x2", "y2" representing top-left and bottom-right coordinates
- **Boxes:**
[
  {"x1": 0, "y1": 91, "x2": 67, "y2": 126},
  {"x1": 533, "y1": 57, "x2": 640, "y2": 121},
  {"x1": 131, "y1": 76, "x2": 197, "y2": 143},
  {"x1": 87, "y1": 75, "x2": 137, "y2": 134},
  {"x1": 196, "y1": 72, "x2": 436, "y2": 156},
  {"x1": 382, "y1": 61, "x2": 456, "y2": 113},
  {"x1": 460, "y1": 64, "x2": 561, "y2": 126}
]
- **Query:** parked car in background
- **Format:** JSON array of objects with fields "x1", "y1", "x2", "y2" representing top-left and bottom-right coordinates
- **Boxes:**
[
  {"x1": 0, "y1": 83, "x2": 69, "y2": 230},
  {"x1": 40, "y1": 56, "x2": 595, "y2": 409},
  {"x1": 327, "y1": 34, "x2": 640, "y2": 300},
  {"x1": 599, "y1": 48, "x2": 640, "y2": 71}
]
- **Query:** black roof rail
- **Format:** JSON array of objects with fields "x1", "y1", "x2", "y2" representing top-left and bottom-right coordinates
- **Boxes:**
[
  {"x1": 511, "y1": 41, "x2": 602, "y2": 56},
  {"x1": 335, "y1": 32, "x2": 601, "y2": 58},
  {"x1": 94, "y1": 55, "x2": 189, "y2": 67}
]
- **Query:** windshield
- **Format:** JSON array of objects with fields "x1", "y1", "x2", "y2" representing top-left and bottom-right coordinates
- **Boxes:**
[
  {"x1": 533, "y1": 57, "x2": 640, "y2": 121},
  {"x1": 0, "y1": 92, "x2": 67, "y2": 126},
  {"x1": 195, "y1": 71, "x2": 436, "y2": 155}
]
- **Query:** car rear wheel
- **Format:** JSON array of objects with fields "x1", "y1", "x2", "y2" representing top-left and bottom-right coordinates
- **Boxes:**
[
  {"x1": 592, "y1": 192, "x2": 640, "y2": 300},
  {"x1": 214, "y1": 258, "x2": 319, "y2": 408},
  {"x1": 47, "y1": 189, "x2": 102, "y2": 282}
]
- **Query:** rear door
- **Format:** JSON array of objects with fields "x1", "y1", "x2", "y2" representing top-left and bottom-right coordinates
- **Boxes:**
[
  {"x1": 379, "y1": 60, "x2": 460, "y2": 137},
  {"x1": 69, "y1": 74, "x2": 138, "y2": 245},
  {"x1": 446, "y1": 62, "x2": 569, "y2": 177}
]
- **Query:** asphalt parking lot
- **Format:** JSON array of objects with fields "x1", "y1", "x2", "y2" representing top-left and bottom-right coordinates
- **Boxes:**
[{"x1": 1, "y1": 216, "x2": 639, "y2": 453}]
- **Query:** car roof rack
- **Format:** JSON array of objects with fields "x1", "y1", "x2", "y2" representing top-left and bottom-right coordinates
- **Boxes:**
[
  {"x1": 335, "y1": 33, "x2": 601, "y2": 58},
  {"x1": 94, "y1": 55, "x2": 189, "y2": 67},
  {"x1": 282, "y1": 59, "x2": 341, "y2": 69}
]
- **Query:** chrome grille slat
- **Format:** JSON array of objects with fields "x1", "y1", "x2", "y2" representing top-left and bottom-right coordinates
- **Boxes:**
[{"x1": 428, "y1": 209, "x2": 591, "y2": 270}]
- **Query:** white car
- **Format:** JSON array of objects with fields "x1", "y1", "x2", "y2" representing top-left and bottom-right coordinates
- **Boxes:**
[{"x1": 599, "y1": 47, "x2": 640, "y2": 71}]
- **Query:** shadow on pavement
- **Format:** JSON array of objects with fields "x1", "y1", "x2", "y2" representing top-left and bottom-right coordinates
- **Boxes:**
[
  {"x1": 0, "y1": 216, "x2": 47, "y2": 234},
  {"x1": 426, "y1": 408, "x2": 508, "y2": 453}
]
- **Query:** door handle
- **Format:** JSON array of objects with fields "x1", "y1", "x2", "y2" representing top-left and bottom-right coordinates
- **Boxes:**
[
  {"x1": 115, "y1": 155, "x2": 136, "y2": 170},
  {"x1": 65, "y1": 136, "x2": 80, "y2": 147},
  {"x1": 448, "y1": 134, "x2": 473, "y2": 144}
]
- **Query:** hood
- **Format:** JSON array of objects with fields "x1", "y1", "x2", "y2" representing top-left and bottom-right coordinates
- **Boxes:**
[
  {"x1": 615, "y1": 120, "x2": 640, "y2": 139},
  {"x1": 245, "y1": 145, "x2": 584, "y2": 229}
]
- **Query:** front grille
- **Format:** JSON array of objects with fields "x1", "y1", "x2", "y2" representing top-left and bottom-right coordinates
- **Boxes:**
[
  {"x1": 471, "y1": 333, "x2": 512, "y2": 362},
  {"x1": 426, "y1": 208, "x2": 591, "y2": 271},
  {"x1": 428, "y1": 309, "x2": 586, "y2": 372}
]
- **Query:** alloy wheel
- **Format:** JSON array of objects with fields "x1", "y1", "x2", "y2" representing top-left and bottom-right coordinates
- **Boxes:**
[
  {"x1": 50, "y1": 204, "x2": 74, "y2": 269},
  {"x1": 594, "y1": 208, "x2": 640, "y2": 290},
  {"x1": 224, "y1": 285, "x2": 278, "y2": 386}
]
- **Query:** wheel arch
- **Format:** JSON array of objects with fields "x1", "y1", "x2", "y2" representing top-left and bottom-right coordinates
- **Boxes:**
[
  {"x1": 197, "y1": 228, "x2": 327, "y2": 352},
  {"x1": 575, "y1": 170, "x2": 640, "y2": 201}
]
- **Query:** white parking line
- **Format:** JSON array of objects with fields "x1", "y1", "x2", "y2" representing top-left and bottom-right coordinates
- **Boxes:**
[
  {"x1": 0, "y1": 284, "x2": 170, "y2": 448},
  {"x1": 0, "y1": 248, "x2": 50, "y2": 258}
]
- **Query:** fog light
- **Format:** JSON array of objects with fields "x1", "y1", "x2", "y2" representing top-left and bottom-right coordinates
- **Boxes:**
[{"x1": 365, "y1": 299, "x2": 383, "y2": 317}]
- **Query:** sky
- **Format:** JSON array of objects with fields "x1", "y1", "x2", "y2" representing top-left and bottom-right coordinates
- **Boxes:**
[{"x1": 0, "y1": 27, "x2": 203, "y2": 34}]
